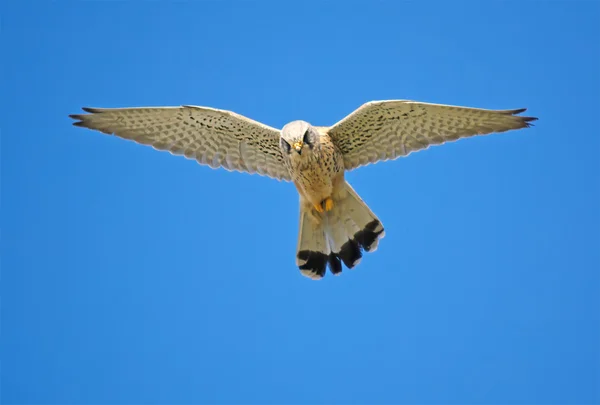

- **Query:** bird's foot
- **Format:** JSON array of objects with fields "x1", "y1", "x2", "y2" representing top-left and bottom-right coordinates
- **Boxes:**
[{"x1": 313, "y1": 198, "x2": 334, "y2": 214}]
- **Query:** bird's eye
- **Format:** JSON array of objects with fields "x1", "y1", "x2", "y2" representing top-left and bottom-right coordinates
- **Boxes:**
[
  {"x1": 281, "y1": 138, "x2": 291, "y2": 153},
  {"x1": 302, "y1": 129, "x2": 311, "y2": 145}
]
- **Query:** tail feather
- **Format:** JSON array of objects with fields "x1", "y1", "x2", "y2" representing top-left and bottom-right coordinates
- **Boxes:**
[
  {"x1": 296, "y1": 210, "x2": 340, "y2": 279},
  {"x1": 324, "y1": 214, "x2": 362, "y2": 269},
  {"x1": 340, "y1": 183, "x2": 385, "y2": 252},
  {"x1": 295, "y1": 182, "x2": 385, "y2": 279}
]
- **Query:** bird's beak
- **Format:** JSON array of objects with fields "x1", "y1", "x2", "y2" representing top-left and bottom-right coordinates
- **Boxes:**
[{"x1": 293, "y1": 141, "x2": 303, "y2": 154}]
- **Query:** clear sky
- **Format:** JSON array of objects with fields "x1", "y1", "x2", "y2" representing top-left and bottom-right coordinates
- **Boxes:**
[{"x1": 3, "y1": 1, "x2": 599, "y2": 404}]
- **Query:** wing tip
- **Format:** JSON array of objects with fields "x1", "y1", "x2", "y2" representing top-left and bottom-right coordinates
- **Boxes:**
[
  {"x1": 509, "y1": 108, "x2": 538, "y2": 128},
  {"x1": 510, "y1": 107, "x2": 528, "y2": 115},
  {"x1": 81, "y1": 107, "x2": 102, "y2": 113},
  {"x1": 71, "y1": 120, "x2": 87, "y2": 128},
  {"x1": 523, "y1": 116, "x2": 539, "y2": 128},
  {"x1": 69, "y1": 107, "x2": 104, "y2": 127},
  {"x1": 69, "y1": 112, "x2": 85, "y2": 127}
]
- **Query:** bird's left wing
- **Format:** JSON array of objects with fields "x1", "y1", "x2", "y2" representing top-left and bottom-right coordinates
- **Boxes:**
[
  {"x1": 327, "y1": 100, "x2": 538, "y2": 171},
  {"x1": 69, "y1": 105, "x2": 292, "y2": 181}
]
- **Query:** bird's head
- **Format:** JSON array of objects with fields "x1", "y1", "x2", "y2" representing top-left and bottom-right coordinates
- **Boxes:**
[{"x1": 280, "y1": 120, "x2": 318, "y2": 158}]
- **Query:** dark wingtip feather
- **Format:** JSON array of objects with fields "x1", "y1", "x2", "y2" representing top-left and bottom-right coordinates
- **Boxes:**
[
  {"x1": 69, "y1": 107, "x2": 104, "y2": 127},
  {"x1": 82, "y1": 107, "x2": 101, "y2": 113},
  {"x1": 69, "y1": 112, "x2": 87, "y2": 127},
  {"x1": 522, "y1": 116, "x2": 539, "y2": 128},
  {"x1": 509, "y1": 108, "x2": 539, "y2": 128}
]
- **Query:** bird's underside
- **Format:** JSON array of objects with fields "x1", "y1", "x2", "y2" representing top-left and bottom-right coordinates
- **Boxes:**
[{"x1": 69, "y1": 99, "x2": 537, "y2": 279}]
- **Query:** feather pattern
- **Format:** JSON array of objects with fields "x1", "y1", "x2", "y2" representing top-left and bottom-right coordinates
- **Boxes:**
[
  {"x1": 70, "y1": 106, "x2": 292, "y2": 181},
  {"x1": 328, "y1": 100, "x2": 538, "y2": 171}
]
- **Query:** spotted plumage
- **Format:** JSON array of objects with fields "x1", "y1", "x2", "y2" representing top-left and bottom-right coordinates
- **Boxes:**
[
  {"x1": 280, "y1": 121, "x2": 344, "y2": 211},
  {"x1": 69, "y1": 100, "x2": 538, "y2": 280}
]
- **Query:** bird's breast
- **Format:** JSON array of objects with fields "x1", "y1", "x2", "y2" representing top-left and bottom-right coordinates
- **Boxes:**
[{"x1": 287, "y1": 144, "x2": 344, "y2": 203}]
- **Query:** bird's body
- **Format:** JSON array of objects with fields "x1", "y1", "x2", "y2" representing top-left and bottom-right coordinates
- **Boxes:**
[
  {"x1": 283, "y1": 124, "x2": 344, "y2": 213},
  {"x1": 70, "y1": 100, "x2": 537, "y2": 279}
]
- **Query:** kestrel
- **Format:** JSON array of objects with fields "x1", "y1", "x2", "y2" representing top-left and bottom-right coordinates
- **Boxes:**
[{"x1": 69, "y1": 100, "x2": 537, "y2": 279}]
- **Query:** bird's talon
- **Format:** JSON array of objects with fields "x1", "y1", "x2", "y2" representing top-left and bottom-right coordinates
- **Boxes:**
[
  {"x1": 324, "y1": 197, "x2": 334, "y2": 212},
  {"x1": 314, "y1": 204, "x2": 324, "y2": 213}
]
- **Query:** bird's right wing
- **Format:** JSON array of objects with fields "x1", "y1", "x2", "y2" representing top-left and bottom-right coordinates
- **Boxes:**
[{"x1": 69, "y1": 105, "x2": 292, "y2": 181}]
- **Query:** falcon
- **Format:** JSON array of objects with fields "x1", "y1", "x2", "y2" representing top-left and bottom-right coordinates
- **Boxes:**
[{"x1": 69, "y1": 100, "x2": 537, "y2": 279}]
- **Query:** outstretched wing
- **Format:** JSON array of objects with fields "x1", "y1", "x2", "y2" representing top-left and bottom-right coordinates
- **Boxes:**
[
  {"x1": 327, "y1": 100, "x2": 538, "y2": 171},
  {"x1": 69, "y1": 105, "x2": 292, "y2": 181}
]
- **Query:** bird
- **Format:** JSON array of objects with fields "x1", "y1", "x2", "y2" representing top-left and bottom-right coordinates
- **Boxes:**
[{"x1": 69, "y1": 100, "x2": 537, "y2": 279}]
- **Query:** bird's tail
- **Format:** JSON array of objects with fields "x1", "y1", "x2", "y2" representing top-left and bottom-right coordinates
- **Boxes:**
[{"x1": 296, "y1": 182, "x2": 385, "y2": 279}]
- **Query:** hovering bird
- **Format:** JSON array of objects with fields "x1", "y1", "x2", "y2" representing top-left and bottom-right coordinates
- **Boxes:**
[{"x1": 70, "y1": 100, "x2": 537, "y2": 279}]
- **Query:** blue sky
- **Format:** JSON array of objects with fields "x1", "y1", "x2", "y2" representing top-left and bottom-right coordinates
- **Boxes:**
[{"x1": 2, "y1": 1, "x2": 599, "y2": 404}]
